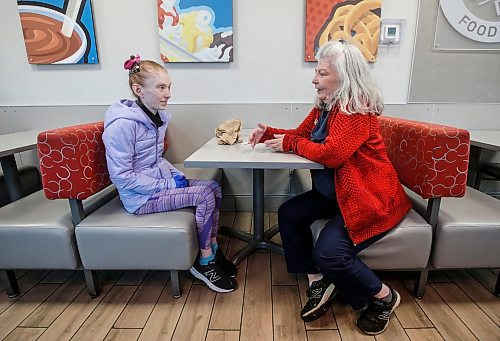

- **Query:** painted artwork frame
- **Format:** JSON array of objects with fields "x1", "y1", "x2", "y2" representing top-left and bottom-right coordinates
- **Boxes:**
[
  {"x1": 17, "y1": 0, "x2": 99, "y2": 64},
  {"x1": 157, "y1": 0, "x2": 233, "y2": 63},
  {"x1": 305, "y1": 0, "x2": 382, "y2": 62}
]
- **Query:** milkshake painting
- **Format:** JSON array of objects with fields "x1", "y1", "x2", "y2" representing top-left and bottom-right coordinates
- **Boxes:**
[
  {"x1": 17, "y1": 0, "x2": 99, "y2": 64},
  {"x1": 158, "y1": 0, "x2": 233, "y2": 62}
]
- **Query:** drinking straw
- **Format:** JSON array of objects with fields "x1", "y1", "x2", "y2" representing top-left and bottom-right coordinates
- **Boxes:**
[{"x1": 61, "y1": 0, "x2": 83, "y2": 37}]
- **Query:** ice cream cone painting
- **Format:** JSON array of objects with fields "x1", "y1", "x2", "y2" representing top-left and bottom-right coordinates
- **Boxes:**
[
  {"x1": 305, "y1": 0, "x2": 382, "y2": 62},
  {"x1": 17, "y1": 0, "x2": 99, "y2": 64},
  {"x1": 158, "y1": 0, "x2": 233, "y2": 62}
]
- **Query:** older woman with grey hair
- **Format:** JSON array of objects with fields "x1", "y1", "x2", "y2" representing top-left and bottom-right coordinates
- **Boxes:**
[{"x1": 248, "y1": 41, "x2": 412, "y2": 335}]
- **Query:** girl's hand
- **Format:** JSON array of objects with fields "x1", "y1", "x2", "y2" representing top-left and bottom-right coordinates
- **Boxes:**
[
  {"x1": 248, "y1": 122, "x2": 267, "y2": 148},
  {"x1": 264, "y1": 134, "x2": 285, "y2": 152}
]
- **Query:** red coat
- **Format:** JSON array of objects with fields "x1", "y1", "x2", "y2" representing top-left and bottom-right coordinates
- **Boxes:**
[{"x1": 262, "y1": 107, "x2": 412, "y2": 245}]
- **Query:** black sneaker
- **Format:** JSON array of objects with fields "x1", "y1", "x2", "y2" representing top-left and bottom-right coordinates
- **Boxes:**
[
  {"x1": 215, "y1": 248, "x2": 237, "y2": 278},
  {"x1": 356, "y1": 287, "x2": 401, "y2": 335},
  {"x1": 300, "y1": 277, "x2": 337, "y2": 322},
  {"x1": 189, "y1": 259, "x2": 237, "y2": 293}
]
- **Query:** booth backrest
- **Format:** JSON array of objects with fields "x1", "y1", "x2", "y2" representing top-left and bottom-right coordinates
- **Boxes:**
[
  {"x1": 37, "y1": 121, "x2": 110, "y2": 200},
  {"x1": 377, "y1": 116, "x2": 469, "y2": 199},
  {"x1": 37, "y1": 120, "x2": 171, "y2": 201}
]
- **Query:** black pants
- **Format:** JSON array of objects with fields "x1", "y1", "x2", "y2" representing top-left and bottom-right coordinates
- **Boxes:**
[{"x1": 278, "y1": 189, "x2": 386, "y2": 309}]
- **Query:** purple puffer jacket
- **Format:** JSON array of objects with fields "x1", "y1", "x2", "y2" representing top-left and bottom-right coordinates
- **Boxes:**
[{"x1": 102, "y1": 99, "x2": 184, "y2": 213}]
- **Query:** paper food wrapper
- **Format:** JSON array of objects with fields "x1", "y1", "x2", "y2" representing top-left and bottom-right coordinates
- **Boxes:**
[{"x1": 215, "y1": 119, "x2": 242, "y2": 145}]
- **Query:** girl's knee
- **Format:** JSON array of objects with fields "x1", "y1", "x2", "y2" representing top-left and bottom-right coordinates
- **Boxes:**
[{"x1": 192, "y1": 186, "x2": 216, "y2": 205}]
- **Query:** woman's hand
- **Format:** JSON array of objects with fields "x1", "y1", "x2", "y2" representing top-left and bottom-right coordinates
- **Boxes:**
[
  {"x1": 248, "y1": 122, "x2": 267, "y2": 148},
  {"x1": 264, "y1": 134, "x2": 285, "y2": 152}
]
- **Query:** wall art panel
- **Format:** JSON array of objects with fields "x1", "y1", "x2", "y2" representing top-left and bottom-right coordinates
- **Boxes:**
[
  {"x1": 158, "y1": 0, "x2": 233, "y2": 62},
  {"x1": 17, "y1": 0, "x2": 99, "y2": 64}
]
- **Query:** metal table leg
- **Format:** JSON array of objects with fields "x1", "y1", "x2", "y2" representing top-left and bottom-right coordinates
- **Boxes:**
[
  {"x1": 1, "y1": 155, "x2": 22, "y2": 201},
  {"x1": 220, "y1": 168, "x2": 284, "y2": 264}
]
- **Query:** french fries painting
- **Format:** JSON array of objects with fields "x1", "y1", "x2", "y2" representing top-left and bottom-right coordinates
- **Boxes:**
[{"x1": 305, "y1": 0, "x2": 382, "y2": 62}]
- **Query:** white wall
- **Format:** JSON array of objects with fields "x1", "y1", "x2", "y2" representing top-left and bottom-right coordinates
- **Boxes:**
[
  {"x1": 0, "y1": 0, "x2": 418, "y2": 106},
  {"x1": 2, "y1": 0, "x2": 500, "y2": 204}
]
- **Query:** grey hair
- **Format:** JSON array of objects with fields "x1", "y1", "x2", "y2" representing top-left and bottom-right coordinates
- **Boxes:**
[{"x1": 314, "y1": 41, "x2": 383, "y2": 115}]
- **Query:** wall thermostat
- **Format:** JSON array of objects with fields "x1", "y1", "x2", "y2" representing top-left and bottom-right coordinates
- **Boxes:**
[{"x1": 379, "y1": 19, "x2": 405, "y2": 45}]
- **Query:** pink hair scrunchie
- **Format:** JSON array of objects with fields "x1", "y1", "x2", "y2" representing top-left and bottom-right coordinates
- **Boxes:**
[{"x1": 124, "y1": 54, "x2": 141, "y2": 75}]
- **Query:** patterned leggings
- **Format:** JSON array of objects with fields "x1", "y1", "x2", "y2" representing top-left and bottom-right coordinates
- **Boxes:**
[{"x1": 134, "y1": 179, "x2": 222, "y2": 250}]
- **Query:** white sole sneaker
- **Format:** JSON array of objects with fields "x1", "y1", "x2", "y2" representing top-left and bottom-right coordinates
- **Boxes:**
[{"x1": 301, "y1": 283, "x2": 337, "y2": 322}]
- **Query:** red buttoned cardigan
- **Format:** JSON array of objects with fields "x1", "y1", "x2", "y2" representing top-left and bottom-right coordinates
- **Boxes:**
[{"x1": 261, "y1": 106, "x2": 412, "y2": 245}]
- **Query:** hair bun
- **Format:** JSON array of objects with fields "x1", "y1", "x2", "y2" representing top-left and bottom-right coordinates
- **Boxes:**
[{"x1": 124, "y1": 54, "x2": 141, "y2": 74}]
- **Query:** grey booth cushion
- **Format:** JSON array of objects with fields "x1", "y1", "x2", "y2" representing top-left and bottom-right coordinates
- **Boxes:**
[
  {"x1": 432, "y1": 188, "x2": 500, "y2": 269},
  {"x1": 310, "y1": 209, "x2": 432, "y2": 270},
  {"x1": 0, "y1": 191, "x2": 78, "y2": 269},
  {"x1": 0, "y1": 187, "x2": 116, "y2": 269},
  {"x1": 75, "y1": 196, "x2": 199, "y2": 270}
]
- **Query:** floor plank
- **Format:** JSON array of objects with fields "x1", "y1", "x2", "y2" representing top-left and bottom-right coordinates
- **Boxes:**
[
  {"x1": 71, "y1": 285, "x2": 136, "y2": 341},
  {"x1": 115, "y1": 270, "x2": 148, "y2": 286},
  {"x1": 446, "y1": 270, "x2": 500, "y2": 326},
  {"x1": 432, "y1": 282, "x2": 500, "y2": 340},
  {"x1": 387, "y1": 279, "x2": 433, "y2": 329},
  {"x1": 1, "y1": 212, "x2": 500, "y2": 341},
  {"x1": 467, "y1": 268, "x2": 499, "y2": 298},
  {"x1": 427, "y1": 271, "x2": 451, "y2": 283},
  {"x1": 20, "y1": 271, "x2": 86, "y2": 328},
  {"x1": 269, "y1": 212, "x2": 282, "y2": 245},
  {"x1": 206, "y1": 330, "x2": 240, "y2": 341},
  {"x1": 233, "y1": 212, "x2": 252, "y2": 234},
  {"x1": 37, "y1": 271, "x2": 121, "y2": 341},
  {"x1": 411, "y1": 284, "x2": 476, "y2": 340},
  {"x1": 271, "y1": 253, "x2": 296, "y2": 286},
  {"x1": 307, "y1": 329, "x2": 342, "y2": 341},
  {"x1": 0, "y1": 270, "x2": 50, "y2": 314},
  {"x1": 171, "y1": 284, "x2": 216, "y2": 341},
  {"x1": 209, "y1": 237, "x2": 247, "y2": 330},
  {"x1": 104, "y1": 328, "x2": 141, "y2": 341},
  {"x1": 114, "y1": 271, "x2": 168, "y2": 329},
  {"x1": 405, "y1": 328, "x2": 444, "y2": 341},
  {"x1": 40, "y1": 270, "x2": 76, "y2": 284},
  {"x1": 139, "y1": 273, "x2": 193, "y2": 341},
  {"x1": 0, "y1": 283, "x2": 58, "y2": 340},
  {"x1": 240, "y1": 253, "x2": 273, "y2": 341},
  {"x1": 3, "y1": 327, "x2": 45, "y2": 341},
  {"x1": 273, "y1": 285, "x2": 307, "y2": 341}
]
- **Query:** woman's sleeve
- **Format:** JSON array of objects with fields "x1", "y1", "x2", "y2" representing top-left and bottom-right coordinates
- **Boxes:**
[
  {"x1": 104, "y1": 120, "x2": 173, "y2": 194},
  {"x1": 261, "y1": 109, "x2": 318, "y2": 141},
  {"x1": 282, "y1": 113, "x2": 371, "y2": 169}
]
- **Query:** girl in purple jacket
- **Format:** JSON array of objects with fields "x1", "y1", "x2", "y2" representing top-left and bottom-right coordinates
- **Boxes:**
[{"x1": 102, "y1": 55, "x2": 237, "y2": 293}]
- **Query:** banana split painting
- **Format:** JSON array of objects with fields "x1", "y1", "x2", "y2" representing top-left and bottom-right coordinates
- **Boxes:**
[
  {"x1": 158, "y1": 0, "x2": 234, "y2": 62},
  {"x1": 17, "y1": 0, "x2": 99, "y2": 64}
]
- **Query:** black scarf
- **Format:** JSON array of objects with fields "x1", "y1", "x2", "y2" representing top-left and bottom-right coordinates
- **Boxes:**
[{"x1": 135, "y1": 99, "x2": 164, "y2": 128}]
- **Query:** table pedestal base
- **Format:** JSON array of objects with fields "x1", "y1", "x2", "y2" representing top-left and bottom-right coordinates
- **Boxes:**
[
  {"x1": 220, "y1": 169, "x2": 284, "y2": 265},
  {"x1": 220, "y1": 226, "x2": 284, "y2": 265}
]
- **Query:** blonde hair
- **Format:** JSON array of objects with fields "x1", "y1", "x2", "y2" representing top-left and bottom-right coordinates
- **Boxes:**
[
  {"x1": 315, "y1": 41, "x2": 383, "y2": 115},
  {"x1": 128, "y1": 60, "x2": 167, "y2": 97}
]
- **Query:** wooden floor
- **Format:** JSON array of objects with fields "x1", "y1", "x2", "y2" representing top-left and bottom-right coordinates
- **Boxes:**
[{"x1": 1, "y1": 212, "x2": 499, "y2": 341}]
